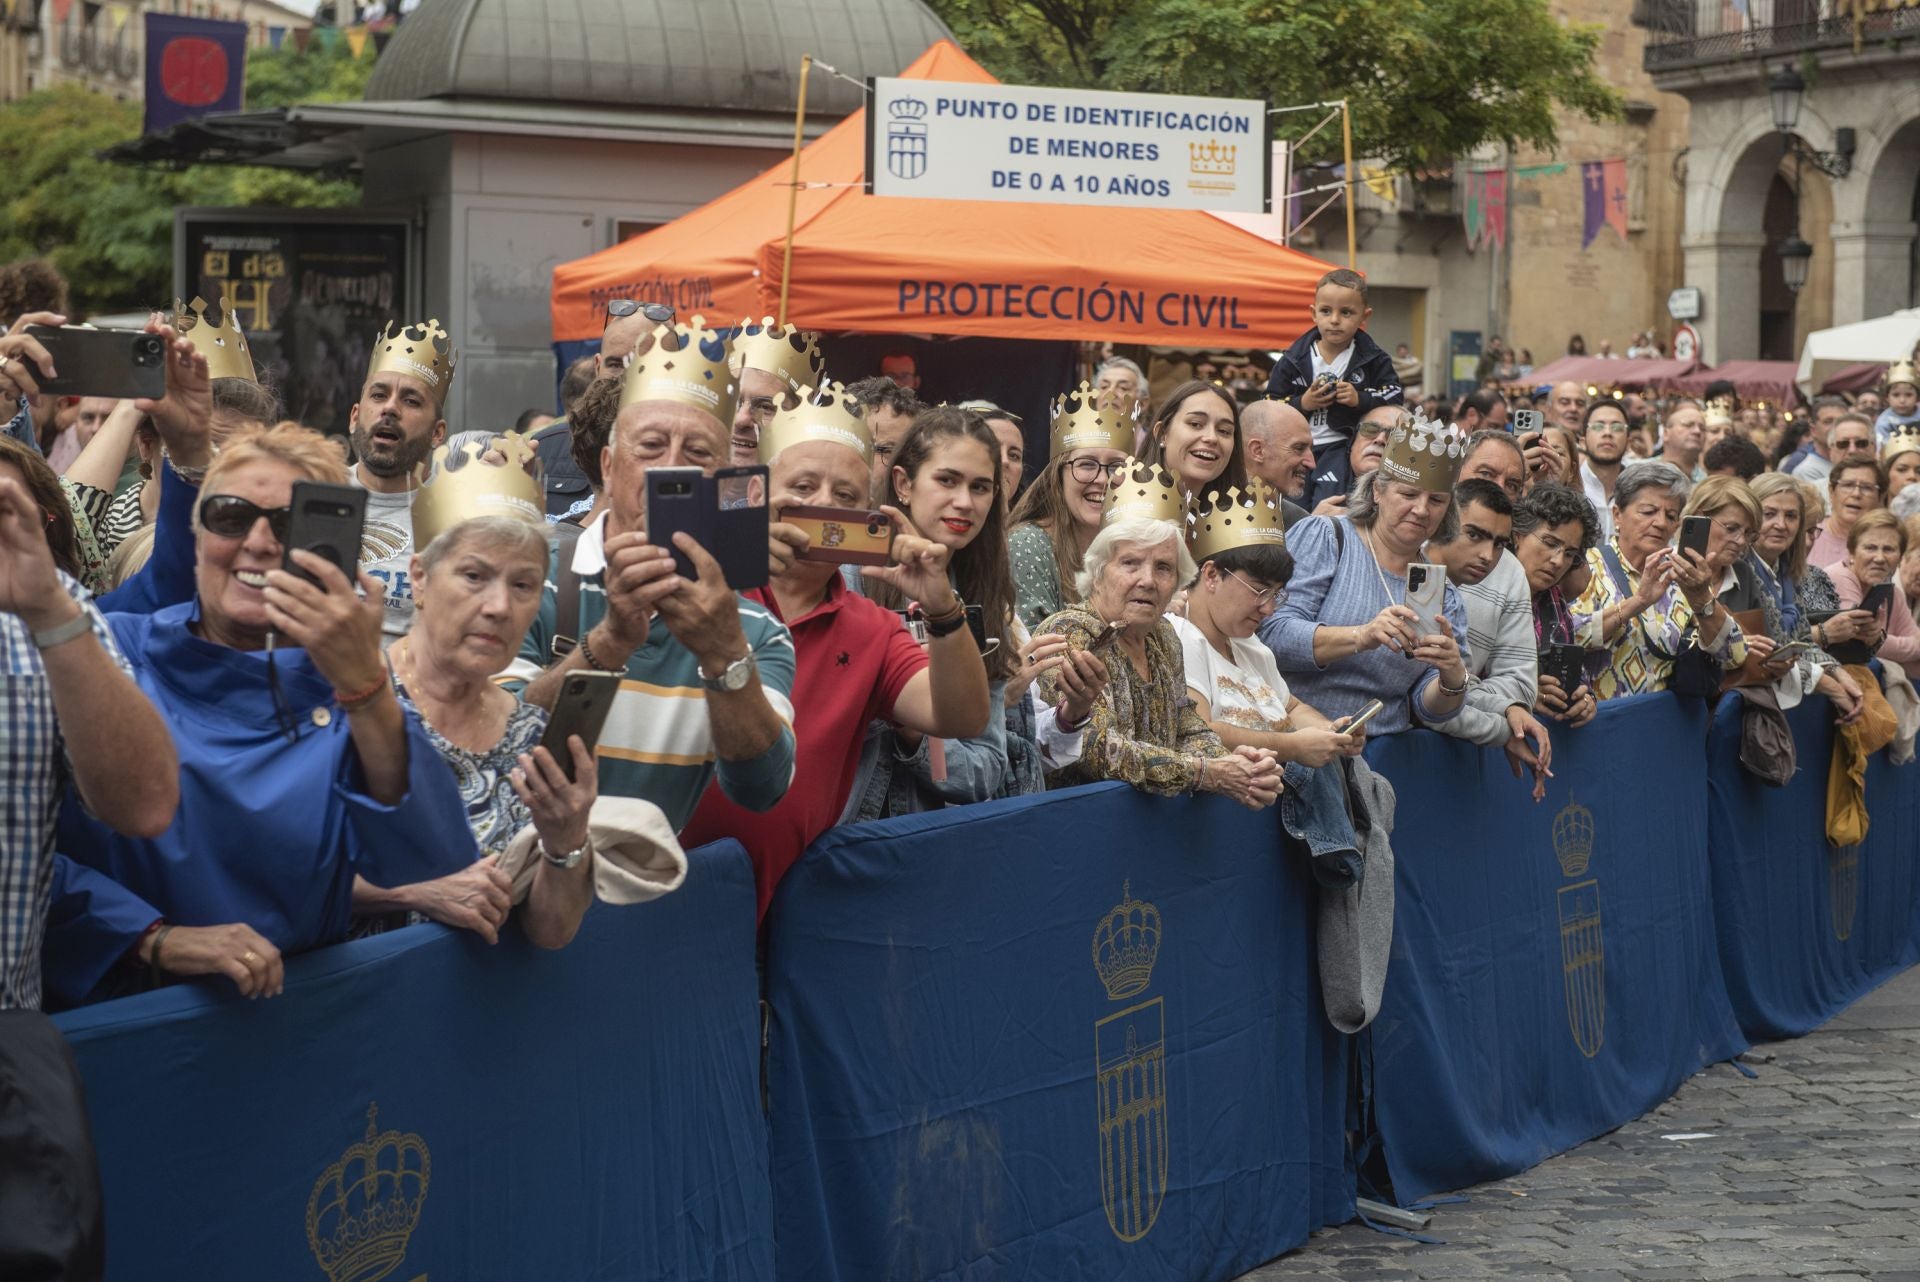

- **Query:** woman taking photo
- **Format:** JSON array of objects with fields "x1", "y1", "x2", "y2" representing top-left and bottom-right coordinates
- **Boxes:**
[
  {"x1": 1740, "y1": 472, "x2": 1867, "y2": 719},
  {"x1": 1828, "y1": 509, "x2": 1920, "y2": 681},
  {"x1": 1510, "y1": 484, "x2": 1601, "y2": 725},
  {"x1": 1808, "y1": 457, "x2": 1886, "y2": 570},
  {"x1": 1139, "y1": 379, "x2": 1247, "y2": 497},
  {"x1": 1008, "y1": 383, "x2": 1135, "y2": 631}
]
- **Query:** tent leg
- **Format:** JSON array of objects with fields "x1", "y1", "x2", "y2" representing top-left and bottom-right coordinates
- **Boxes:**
[
  {"x1": 779, "y1": 54, "x2": 812, "y2": 328},
  {"x1": 1341, "y1": 98, "x2": 1357, "y2": 271}
]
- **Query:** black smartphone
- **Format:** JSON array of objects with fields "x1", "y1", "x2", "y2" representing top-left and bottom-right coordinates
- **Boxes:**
[
  {"x1": 539, "y1": 670, "x2": 622, "y2": 783},
  {"x1": 283, "y1": 481, "x2": 368, "y2": 589},
  {"x1": 1860, "y1": 582, "x2": 1895, "y2": 623},
  {"x1": 1540, "y1": 642, "x2": 1584, "y2": 694},
  {"x1": 23, "y1": 325, "x2": 165, "y2": 400},
  {"x1": 1679, "y1": 515, "x2": 1712, "y2": 559},
  {"x1": 645, "y1": 465, "x2": 770, "y2": 590}
]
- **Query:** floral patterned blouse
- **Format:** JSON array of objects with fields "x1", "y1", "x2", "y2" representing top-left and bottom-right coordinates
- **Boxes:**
[
  {"x1": 1010, "y1": 522, "x2": 1070, "y2": 634},
  {"x1": 1034, "y1": 604, "x2": 1225, "y2": 795},
  {"x1": 394, "y1": 680, "x2": 547, "y2": 858}
]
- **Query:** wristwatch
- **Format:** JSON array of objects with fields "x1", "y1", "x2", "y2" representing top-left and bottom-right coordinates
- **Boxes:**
[
  {"x1": 700, "y1": 653, "x2": 756, "y2": 694},
  {"x1": 541, "y1": 837, "x2": 590, "y2": 870}
]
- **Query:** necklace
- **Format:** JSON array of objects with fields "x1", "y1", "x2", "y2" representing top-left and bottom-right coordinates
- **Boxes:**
[
  {"x1": 1358, "y1": 523, "x2": 1403, "y2": 607},
  {"x1": 392, "y1": 637, "x2": 506, "y2": 753}
]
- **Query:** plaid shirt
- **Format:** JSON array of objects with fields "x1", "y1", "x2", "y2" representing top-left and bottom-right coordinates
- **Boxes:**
[{"x1": 2, "y1": 572, "x2": 128, "y2": 1010}]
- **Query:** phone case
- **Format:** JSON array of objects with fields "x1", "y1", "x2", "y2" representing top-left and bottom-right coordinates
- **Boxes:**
[
  {"x1": 1679, "y1": 516, "x2": 1712, "y2": 558},
  {"x1": 26, "y1": 326, "x2": 165, "y2": 400},
  {"x1": 540, "y1": 671, "x2": 623, "y2": 782},
  {"x1": 1404, "y1": 563, "x2": 1447, "y2": 627},
  {"x1": 783, "y1": 505, "x2": 895, "y2": 567},
  {"x1": 647, "y1": 466, "x2": 770, "y2": 590},
  {"x1": 283, "y1": 481, "x2": 368, "y2": 589}
]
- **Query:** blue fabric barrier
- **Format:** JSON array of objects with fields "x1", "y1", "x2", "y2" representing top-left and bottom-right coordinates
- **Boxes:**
[
  {"x1": 53, "y1": 842, "x2": 772, "y2": 1282},
  {"x1": 1363, "y1": 694, "x2": 1749, "y2": 1204},
  {"x1": 763, "y1": 782, "x2": 1353, "y2": 1282},
  {"x1": 1705, "y1": 692, "x2": 1920, "y2": 1040}
]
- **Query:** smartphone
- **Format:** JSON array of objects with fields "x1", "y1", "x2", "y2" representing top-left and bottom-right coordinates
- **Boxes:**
[
  {"x1": 23, "y1": 325, "x2": 165, "y2": 400},
  {"x1": 645, "y1": 464, "x2": 770, "y2": 590},
  {"x1": 1770, "y1": 639, "x2": 1814, "y2": 662},
  {"x1": 782, "y1": 504, "x2": 896, "y2": 567},
  {"x1": 1510, "y1": 408, "x2": 1543, "y2": 435},
  {"x1": 1679, "y1": 515, "x2": 1713, "y2": 559},
  {"x1": 1540, "y1": 642, "x2": 1584, "y2": 693},
  {"x1": 1860, "y1": 582, "x2": 1895, "y2": 624},
  {"x1": 1404, "y1": 562, "x2": 1448, "y2": 630},
  {"x1": 283, "y1": 481, "x2": 367, "y2": 589},
  {"x1": 1086, "y1": 621, "x2": 1126, "y2": 652},
  {"x1": 1344, "y1": 698, "x2": 1386, "y2": 736},
  {"x1": 539, "y1": 670, "x2": 622, "y2": 782}
]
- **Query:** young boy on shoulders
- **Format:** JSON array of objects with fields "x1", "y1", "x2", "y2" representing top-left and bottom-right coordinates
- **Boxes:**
[{"x1": 1265, "y1": 268, "x2": 1404, "y2": 508}]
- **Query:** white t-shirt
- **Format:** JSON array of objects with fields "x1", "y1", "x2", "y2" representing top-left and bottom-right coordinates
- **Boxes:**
[
  {"x1": 354, "y1": 480, "x2": 416, "y2": 642},
  {"x1": 1307, "y1": 341, "x2": 1357, "y2": 447},
  {"x1": 1170, "y1": 614, "x2": 1293, "y2": 732}
]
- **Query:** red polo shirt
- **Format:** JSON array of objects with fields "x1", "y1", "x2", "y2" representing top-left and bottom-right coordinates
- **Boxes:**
[{"x1": 680, "y1": 575, "x2": 927, "y2": 920}]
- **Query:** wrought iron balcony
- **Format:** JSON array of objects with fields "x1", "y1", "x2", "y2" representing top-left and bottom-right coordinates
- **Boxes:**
[{"x1": 1637, "y1": 0, "x2": 1920, "y2": 72}]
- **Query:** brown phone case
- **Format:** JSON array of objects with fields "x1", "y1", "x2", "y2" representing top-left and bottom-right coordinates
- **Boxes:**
[{"x1": 782, "y1": 505, "x2": 896, "y2": 566}]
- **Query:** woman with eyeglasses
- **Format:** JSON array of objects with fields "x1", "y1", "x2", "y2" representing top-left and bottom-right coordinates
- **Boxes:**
[
  {"x1": 1808, "y1": 458, "x2": 1886, "y2": 571},
  {"x1": 1008, "y1": 385, "x2": 1136, "y2": 631},
  {"x1": 46, "y1": 422, "x2": 473, "y2": 1006},
  {"x1": 1510, "y1": 484, "x2": 1602, "y2": 725},
  {"x1": 1737, "y1": 472, "x2": 1867, "y2": 721},
  {"x1": 1829, "y1": 509, "x2": 1920, "y2": 681}
]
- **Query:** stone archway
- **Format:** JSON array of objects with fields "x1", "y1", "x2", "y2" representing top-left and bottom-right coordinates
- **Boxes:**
[{"x1": 1842, "y1": 113, "x2": 1920, "y2": 318}]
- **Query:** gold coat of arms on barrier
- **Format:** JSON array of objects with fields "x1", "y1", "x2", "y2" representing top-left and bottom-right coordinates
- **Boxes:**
[
  {"x1": 1553, "y1": 799, "x2": 1606, "y2": 1059},
  {"x1": 1092, "y1": 881, "x2": 1168, "y2": 1242},
  {"x1": 307, "y1": 1103, "x2": 430, "y2": 1282}
]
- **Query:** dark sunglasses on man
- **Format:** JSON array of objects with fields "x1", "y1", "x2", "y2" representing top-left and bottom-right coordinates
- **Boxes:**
[
  {"x1": 198, "y1": 494, "x2": 291, "y2": 542},
  {"x1": 605, "y1": 300, "x2": 674, "y2": 326}
]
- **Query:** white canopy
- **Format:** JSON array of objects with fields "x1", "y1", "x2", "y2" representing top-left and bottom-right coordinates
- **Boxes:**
[{"x1": 1795, "y1": 307, "x2": 1920, "y2": 395}]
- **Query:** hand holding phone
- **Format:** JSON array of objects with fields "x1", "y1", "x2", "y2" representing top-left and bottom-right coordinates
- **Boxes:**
[
  {"x1": 21, "y1": 324, "x2": 165, "y2": 400},
  {"x1": 1405, "y1": 562, "x2": 1448, "y2": 631},
  {"x1": 782, "y1": 505, "x2": 897, "y2": 566},
  {"x1": 1343, "y1": 698, "x2": 1386, "y2": 737},
  {"x1": 283, "y1": 481, "x2": 368, "y2": 590},
  {"x1": 1678, "y1": 515, "x2": 1713, "y2": 560},
  {"x1": 538, "y1": 671, "x2": 622, "y2": 783}
]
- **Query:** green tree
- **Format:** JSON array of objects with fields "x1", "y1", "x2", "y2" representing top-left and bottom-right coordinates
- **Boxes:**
[
  {"x1": 0, "y1": 44, "x2": 371, "y2": 314},
  {"x1": 928, "y1": 0, "x2": 1620, "y2": 172}
]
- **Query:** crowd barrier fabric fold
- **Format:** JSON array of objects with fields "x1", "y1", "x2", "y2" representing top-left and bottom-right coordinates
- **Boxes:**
[
  {"x1": 1364, "y1": 695, "x2": 1748, "y2": 1203},
  {"x1": 53, "y1": 842, "x2": 772, "y2": 1282},
  {"x1": 763, "y1": 781, "x2": 1354, "y2": 1282},
  {"x1": 1705, "y1": 692, "x2": 1920, "y2": 1040}
]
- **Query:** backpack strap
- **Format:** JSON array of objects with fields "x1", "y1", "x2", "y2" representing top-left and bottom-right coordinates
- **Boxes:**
[{"x1": 550, "y1": 520, "x2": 586, "y2": 659}]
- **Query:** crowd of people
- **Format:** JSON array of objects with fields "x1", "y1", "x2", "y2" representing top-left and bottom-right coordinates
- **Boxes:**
[{"x1": 2, "y1": 258, "x2": 1917, "y2": 1011}]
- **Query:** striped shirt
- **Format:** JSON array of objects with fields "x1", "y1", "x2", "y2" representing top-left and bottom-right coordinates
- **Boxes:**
[
  {"x1": 1440, "y1": 551, "x2": 1539, "y2": 748},
  {"x1": 503, "y1": 514, "x2": 797, "y2": 832}
]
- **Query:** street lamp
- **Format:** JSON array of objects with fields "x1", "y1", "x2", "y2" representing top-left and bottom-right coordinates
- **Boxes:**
[
  {"x1": 1777, "y1": 235, "x2": 1813, "y2": 294},
  {"x1": 1768, "y1": 65, "x2": 1804, "y2": 138},
  {"x1": 1765, "y1": 64, "x2": 1855, "y2": 178}
]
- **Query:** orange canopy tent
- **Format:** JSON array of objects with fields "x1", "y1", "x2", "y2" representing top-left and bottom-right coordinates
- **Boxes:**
[{"x1": 551, "y1": 40, "x2": 1335, "y2": 348}]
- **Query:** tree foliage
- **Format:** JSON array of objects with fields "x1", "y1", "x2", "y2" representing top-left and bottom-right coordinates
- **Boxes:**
[
  {"x1": 927, "y1": 0, "x2": 1621, "y2": 172},
  {"x1": 0, "y1": 44, "x2": 371, "y2": 315}
]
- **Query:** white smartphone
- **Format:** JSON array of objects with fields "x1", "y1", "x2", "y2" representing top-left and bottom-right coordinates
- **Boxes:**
[{"x1": 1404, "y1": 562, "x2": 1448, "y2": 632}]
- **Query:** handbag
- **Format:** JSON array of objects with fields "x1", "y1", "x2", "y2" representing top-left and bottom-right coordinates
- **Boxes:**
[{"x1": 1719, "y1": 607, "x2": 1774, "y2": 692}]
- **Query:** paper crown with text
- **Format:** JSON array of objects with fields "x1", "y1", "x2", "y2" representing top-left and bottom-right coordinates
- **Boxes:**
[
  {"x1": 731, "y1": 317, "x2": 826, "y2": 394},
  {"x1": 758, "y1": 382, "x2": 872, "y2": 465},
  {"x1": 1886, "y1": 360, "x2": 1918, "y2": 391},
  {"x1": 620, "y1": 315, "x2": 739, "y2": 423},
  {"x1": 409, "y1": 431, "x2": 546, "y2": 552},
  {"x1": 1378, "y1": 407, "x2": 1467, "y2": 493},
  {"x1": 1101, "y1": 456, "x2": 1186, "y2": 525},
  {"x1": 1884, "y1": 424, "x2": 1920, "y2": 464},
  {"x1": 172, "y1": 296, "x2": 257, "y2": 384},
  {"x1": 367, "y1": 318, "x2": 457, "y2": 400},
  {"x1": 1050, "y1": 381, "x2": 1141, "y2": 457},
  {"x1": 1702, "y1": 396, "x2": 1736, "y2": 427},
  {"x1": 1187, "y1": 478, "x2": 1288, "y2": 563}
]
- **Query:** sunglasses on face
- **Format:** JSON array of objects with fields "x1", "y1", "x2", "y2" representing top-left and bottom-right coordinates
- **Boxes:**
[
  {"x1": 198, "y1": 494, "x2": 291, "y2": 542},
  {"x1": 604, "y1": 299, "x2": 674, "y2": 325}
]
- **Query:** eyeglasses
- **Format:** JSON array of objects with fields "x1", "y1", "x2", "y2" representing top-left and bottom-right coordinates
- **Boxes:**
[
  {"x1": 1224, "y1": 567, "x2": 1287, "y2": 605},
  {"x1": 605, "y1": 299, "x2": 674, "y2": 325},
  {"x1": 1711, "y1": 517, "x2": 1753, "y2": 545},
  {"x1": 1066, "y1": 457, "x2": 1128, "y2": 483},
  {"x1": 1354, "y1": 422, "x2": 1392, "y2": 439},
  {"x1": 1833, "y1": 480, "x2": 1880, "y2": 494},
  {"x1": 198, "y1": 494, "x2": 291, "y2": 541}
]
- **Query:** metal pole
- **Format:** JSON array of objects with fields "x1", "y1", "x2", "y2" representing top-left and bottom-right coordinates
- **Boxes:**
[
  {"x1": 1340, "y1": 99, "x2": 1357, "y2": 269},
  {"x1": 778, "y1": 54, "x2": 812, "y2": 327}
]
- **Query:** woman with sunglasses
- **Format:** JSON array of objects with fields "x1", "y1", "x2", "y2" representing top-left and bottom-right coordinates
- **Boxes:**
[
  {"x1": 46, "y1": 423, "x2": 473, "y2": 1006},
  {"x1": 1008, "y1": 383, "x2": 1137, "y2": 632}
]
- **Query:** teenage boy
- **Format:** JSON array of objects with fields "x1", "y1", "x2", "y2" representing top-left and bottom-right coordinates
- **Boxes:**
[{"x1": 1265, "y1": 268, "x2": 1402, "y2": 507}]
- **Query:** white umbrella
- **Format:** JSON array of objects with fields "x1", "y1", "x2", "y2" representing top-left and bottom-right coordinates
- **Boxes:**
[{"x1": 1795, "y1": 307, "x2": 1920, "y2": 395}]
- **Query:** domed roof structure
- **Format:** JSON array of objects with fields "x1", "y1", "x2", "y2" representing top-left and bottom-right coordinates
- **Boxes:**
[{"x1": 366, "y1": 0, "x2": 953, "y2": 118}]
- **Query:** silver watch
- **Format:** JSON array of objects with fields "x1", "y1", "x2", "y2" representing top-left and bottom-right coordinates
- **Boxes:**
[
  {"x1": 700, "y1": 653, "x2": 756, "y2": 693},
  {"x1": 541, "y1": 838, "x2": 589, "y2": 870}
]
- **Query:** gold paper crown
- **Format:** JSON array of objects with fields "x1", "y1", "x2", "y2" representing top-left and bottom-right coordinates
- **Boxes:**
[
  {"x1": 758, "y1": 381, "x2": 872, "y2": 465},
  {"x1": 1883, "y1": 424, "x2": 1920, "y2": 463},
  {"x1": 1102, "y1": 456, "x2": 1186, "y2": 525},
  {"x1": 620, "y1": 315, "x2": 740, "y2": 423},
  {"x1": 1552, "y1": 798, "x2": 1594, "y2": 878},
  {"x1": 1886, "y1": 360, "x2": 1918, "y2": 390},
  {"x1": 732, "y1": 317, "x2": 826, "y2": 394},
  {"x1": 1378, "y1": 407, "x2": 1467, "y2": 493},
  {"x1": 1049, "y1": 381, "x2": 1140, "y2": 457},
  {"x1": 172, "y1": 295, "x2": 257, "y2": 384},
  {"x1": 306, "y1": 1103, "x2": 429, "y2": 1282},
  {"x1": 1703, "y1": 396, "x2": 1736, "y2": 426},
  {"x1": 410, "y1": 432, "x2": 546, "y2": 553},
  {"x1": 1092, "y1": 880, "x2": 1161, "y2": 1001},
  {"x1": 1188, "y1": 479, "x2": 1288, "y2": 563},
  {"x1": 367, "y1": 318, "x2": 457, "y2": 401}
]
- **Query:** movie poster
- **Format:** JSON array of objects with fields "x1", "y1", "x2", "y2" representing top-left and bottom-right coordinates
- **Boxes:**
[{"x1": 177, "y1": 213, "x2": 412, "y2": 436}]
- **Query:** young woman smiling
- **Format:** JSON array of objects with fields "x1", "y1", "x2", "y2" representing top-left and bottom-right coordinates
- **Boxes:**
[{"x1": 1140, "y1": 380, "x2": 1247, "y2": 497}]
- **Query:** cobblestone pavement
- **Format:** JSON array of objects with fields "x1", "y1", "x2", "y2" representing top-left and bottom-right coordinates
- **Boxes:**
[{"x1": 1240, "y1": 965, "x2": 1920, "y2": 1282}]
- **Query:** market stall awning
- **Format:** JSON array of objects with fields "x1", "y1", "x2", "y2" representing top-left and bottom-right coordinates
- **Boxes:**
[
  {"x1": 1795, "y1": 308, "x2": 1920, "y2": 396},
  {"x1": 1520, "y1": 355, "x2": 1699, "y2": 390},
  {"x1": 1819, "y1": 361, "x2": 1887, "y2": 395},
  {"x1": 1673, "y1": 360, "x2": 1803, "y2": 406},
  {"x1": 550, "y1": 40, "x2": 1335, "y2": 347}
]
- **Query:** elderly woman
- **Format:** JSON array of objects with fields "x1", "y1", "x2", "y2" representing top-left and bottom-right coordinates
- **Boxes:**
[
  {"x1": 1009, "y1": 383, "x2": 1135, "y2": 631},
  {"x1": 1735, "y1": 472, "x2": 1867, "y2": 719},
  {"x1": 1808, "y1": 458, "x2": 1886, "y2": 570},
  {"x1": 47, "y1": 423, "x2": 475, "y2": 1005},
  {"x1": 1258, "y1": 424, "x2": 1472, "y2": 736},
  {"x1": 1140, "y1": 379, "x2": 1247, "y2": 496},
  {"x1": 1571, "y1": 461, "x2": 1747, "y2": 701},
  {"x1": 1036, "y1": 515, "x2": 1279, "y2": 807},
  {"x1": 1511, "y1": 484, "x2": 1601, "y2": 725},
  {"x1": 352, "y1": 434, "x2": 599, "y2": 950},
  {"x1": 1829, "y1": 509, "x2": 1920, "y2": 681}
]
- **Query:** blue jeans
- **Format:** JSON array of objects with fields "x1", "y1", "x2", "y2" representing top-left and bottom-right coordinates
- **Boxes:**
[{"x1": 1280, "y1": 759, "x2": 1363, "y2": 887}]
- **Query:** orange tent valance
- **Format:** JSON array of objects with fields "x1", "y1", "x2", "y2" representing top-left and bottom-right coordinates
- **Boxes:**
[{"x1": 551, "y1": 40, "x2": 1336, "y2": 348}]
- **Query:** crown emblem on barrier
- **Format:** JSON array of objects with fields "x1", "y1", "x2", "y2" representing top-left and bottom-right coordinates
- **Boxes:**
[
  {"x1": 1189, "y1": 140, "x2": 1236, "y2": 176},
  {"x1": 890, "y1": 96, "x2": 928, "y2": 120},
  {"x1": 306, "y1": 1103, "x2": 430, "y2": 1282},
  {"x1": 1702, "y1": 395, "x2": 1736, "y2": 426},
  {"x1": 1102, "y1": 456, "x2": 1186, "y2": 525},
  {"x1": 1886, "y1": 360, "x2": 1917, "y2": 390},
  {"x1": 1092, "y1": 880, "x2": 1162, "y2": 1001},
  {"x1": 732, "y1": 316, "x2": 826, "y2": 395},
  {"x1": 620, "y1": 314, "x2": 740, "y2": 424},
  {"x1": 172, "y1": 295, "x2": 257, "y2": 384},
  {"x1": 409, "y1": 431, "x2": 546, "y2": 553},
  {"x1": 1883, "y1": 424, "x2": 1920, "y2": 464},
  {"x1": 366, "y1": 317, "x2": 457, "y2": 400},
  {"x1": 1552, "y1": 797, "x2": 1595, "y2": 878},
  {"x1": 1187, "y1": 478, "x2": 1287, "y2": 563},
  {"x1": 759, "y1": 381, "x2": 873, "y2": 465},
  {"x1": 1378, "y1": 405, "x2": 1467, "y2": 494},
  {"x1": 1050, "y1": 381, "x2": 1140, "y2": 458}
]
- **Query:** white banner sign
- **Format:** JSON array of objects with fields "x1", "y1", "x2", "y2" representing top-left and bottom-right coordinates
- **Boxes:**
[{"x1": 867, "y1": 77, "x2": 1269, "y2": 214}]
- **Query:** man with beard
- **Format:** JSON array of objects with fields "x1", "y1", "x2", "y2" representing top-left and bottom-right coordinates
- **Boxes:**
[
  {"x1": 1578, "y1": 400, "x2": 1629, "y2": 543},
  {"x1": 351, "y1": 318, "x2": 458, "y2": 642},
  {"x1": 1238, "y1": 398, "x2": 1313, "y2": 528}
]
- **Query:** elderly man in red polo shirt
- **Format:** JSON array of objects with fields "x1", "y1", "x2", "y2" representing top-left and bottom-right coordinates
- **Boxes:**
[{"x1": 680, "y1": 385, "x2": 1105, "y2": 920}]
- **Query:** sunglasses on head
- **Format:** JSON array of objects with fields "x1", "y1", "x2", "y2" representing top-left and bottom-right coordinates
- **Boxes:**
[
  {"x1": 198, "y1": 494, "x2": 291, "y2": 541},
  {"x1": 605, "y1": 299, "x2": 675, "y2": 325}
]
